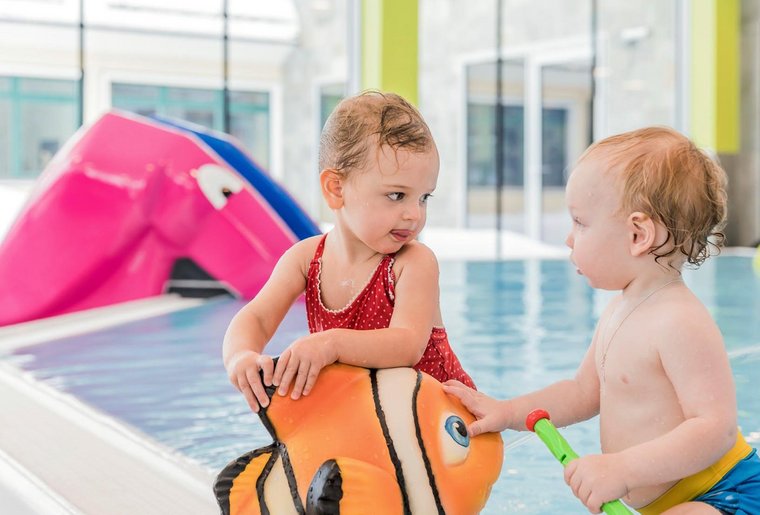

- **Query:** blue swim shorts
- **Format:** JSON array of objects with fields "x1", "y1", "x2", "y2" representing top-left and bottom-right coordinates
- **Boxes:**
[{"x1": 693, "y1": 448, "x2": 760, "y2": 514}]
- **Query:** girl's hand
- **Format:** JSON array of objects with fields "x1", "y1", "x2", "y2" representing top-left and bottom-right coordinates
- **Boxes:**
[
  {"x1": 443, "y1": 380, "x2": 511, "y2": 436},
  {"x1": 564, "y1": 454, "x2": 630, "y2": 513},
  {"x1": 227, "y1": 351, "x2": 275, "y2": 413},
  {"x1": 273, "y1": 334, "x2": 339, "y2": 400}
]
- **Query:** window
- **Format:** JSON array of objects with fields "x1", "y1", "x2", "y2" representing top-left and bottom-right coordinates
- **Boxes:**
[
  {"x1": 467, "y1": 103, "x2": 568, "y2": 188},
  {"x1": 541, "y1": 107, "x2": 568, "y2": 187},
  {"x1": 319, "y1": 84, "x2": 344, "y2": 129},
  {"x1": 0, "y1": 77, "x2": 80, "y2": 179},
  {"x1": 112, "y1": 83, "x2": 271, "y2": 168},
  {"x1": 229, "y1": 91, "x2": 271, "y2": 169}
]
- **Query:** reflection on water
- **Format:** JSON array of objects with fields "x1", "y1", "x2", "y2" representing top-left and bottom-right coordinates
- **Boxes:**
[{"x1": 7, "y1": 257, "x2": 759, "y2": 514}]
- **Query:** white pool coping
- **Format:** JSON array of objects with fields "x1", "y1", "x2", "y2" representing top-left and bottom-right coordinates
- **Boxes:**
[
  {"x1": 0, "y1": 295, "x2": 218, "y2": 515},
  {"x1": 0, "y1": 294, "x2": 205, "y2": 353},
  {"x1": 0, "y1": 361, "x2": 218, "y2": 514},
  {"x1": 0, "y1": 446, "x2": 79, "y2": 515}
]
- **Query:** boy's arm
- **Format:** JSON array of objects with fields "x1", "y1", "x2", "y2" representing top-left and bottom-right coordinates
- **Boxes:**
[
  {"x1": 506, "y1": 337, "x2": 602, "y2": 429},
  {"x1": 445, "y1": 331, "x2": 602, "y2": 435},
  {"x1": 615, "y1": 307, "x2": 737, "y2": 490},
  {"x1": 223, "y1": 237, "x2": 313, "y2": 410}
]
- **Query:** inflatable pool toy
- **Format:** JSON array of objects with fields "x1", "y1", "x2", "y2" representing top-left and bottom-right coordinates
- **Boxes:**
[
  {"x1": 526, "y1": 409, "x2": 632, "y2": 515},
  {"x1": 215, "y1": 363, "x2": 503, "y2": 514},
  {"x1": 754, "y1": 244, "x2": 760, "y2": 276},
  {"x1": 0, "y1": 111, "x2": 319, "y2": 326},
  {"x1": 215, "y1": 364, "x2": 503, "y2": 514}
]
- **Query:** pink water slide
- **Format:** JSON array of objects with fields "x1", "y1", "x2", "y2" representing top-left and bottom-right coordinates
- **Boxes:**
[{"x1": 0, "y1": 111, "x2": 318, "y2": 326}]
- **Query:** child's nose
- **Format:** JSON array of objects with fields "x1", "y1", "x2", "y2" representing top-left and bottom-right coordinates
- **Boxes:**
[
  {"x1": 565, "y1": 231, "x2": 574, "y2": 248},
  {"x1": 403, "y1": 203, "x2": 421, "y2": 221}
]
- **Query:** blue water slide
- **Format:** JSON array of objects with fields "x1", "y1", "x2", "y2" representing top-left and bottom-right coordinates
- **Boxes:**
[{"x1": 152, "y1": 115, "x2": 320, "y2": 240}]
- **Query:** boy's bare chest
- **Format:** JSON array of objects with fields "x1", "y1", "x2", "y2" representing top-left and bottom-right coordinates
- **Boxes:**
[
  {"x1": 599, "y1": 349, "x2": 682, "y2": 463},
  {"x1": 596, "y1": 328, "x2": 683, "y2": 442},
  {"x1": 594, "y1": 314, "x2": 674, "y2": 407}
]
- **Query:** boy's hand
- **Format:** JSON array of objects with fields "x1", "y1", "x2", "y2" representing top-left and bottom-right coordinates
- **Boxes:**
[
  {"x1": 443, "y1": 380, "x2": 510, "y2": 436},
  {"x1": 273, "y1": 334, "x2": 338, "y2": 400},
  {"x1": 564, "y1": 454, "x2": 630, "y2": 513},
  {"x1": 227, "y1": 351, "x2": 275, "y2": 413}
]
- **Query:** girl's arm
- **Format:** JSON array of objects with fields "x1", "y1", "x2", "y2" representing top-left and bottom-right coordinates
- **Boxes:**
[
  {"x1": 223, "y1": 237, "x2": 315, "y2": 411},
  {"x1": 272, "y1": 241, "x2": 440, "y2": 398}
]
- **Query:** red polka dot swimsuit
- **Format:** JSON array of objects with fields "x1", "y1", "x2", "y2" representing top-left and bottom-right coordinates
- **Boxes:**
[{"x1": 305, "y1": 234, "x2": 476, "y2": 389}]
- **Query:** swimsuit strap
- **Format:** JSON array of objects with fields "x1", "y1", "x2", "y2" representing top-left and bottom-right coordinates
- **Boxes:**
[
  {"x1": 312, "y1": 233, "x2": 396, "y2": 266},
  {"x1": 312, "y1": 233, "x2": 328, "y2": 262}
]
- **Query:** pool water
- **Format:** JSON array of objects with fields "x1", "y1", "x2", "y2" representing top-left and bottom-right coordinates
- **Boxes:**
[{"x1": 7, "y1": 256, "x2": 760, "y2": 513}]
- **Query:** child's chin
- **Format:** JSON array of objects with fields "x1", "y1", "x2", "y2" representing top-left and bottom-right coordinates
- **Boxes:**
[{"x1": 367, "y1": 241, "x2": 402, "y2": 255}]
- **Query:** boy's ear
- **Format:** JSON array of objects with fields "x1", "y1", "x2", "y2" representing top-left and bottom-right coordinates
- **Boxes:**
[
  {"x1": 628, "y1": 212, "x2": 656, "y2": 256},
  {"x1": 320, "y1": 169, "x2": 344, "y2": 209}
]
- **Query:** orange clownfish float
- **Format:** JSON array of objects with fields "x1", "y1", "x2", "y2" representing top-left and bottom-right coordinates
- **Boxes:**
[{"x1": 214, "y1": 363, "x2": 503, "y2": 514}]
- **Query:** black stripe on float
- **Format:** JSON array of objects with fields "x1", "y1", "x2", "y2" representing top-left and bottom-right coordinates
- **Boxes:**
[
  {"x1": 279, "y1": 444, "x2": 306, "y2": 514},
  {"x1": 258, "y1": 359, "x2": 279, "y2": 441},
  {"x1": 371, "y1": 369, "x2": 412, "y2": 515},
  {"x1": 256, "y1": 447, "x2": 279, "y2": 515},
  {"x1": 412, "y1": 371, "x2": 445, "y2": 514},
  {"x1": 215, "y1": 444, "x2": 277, "y2": 515},
  {"x1": 258, "y1": 405, "x2": 279, "y2": 442}
]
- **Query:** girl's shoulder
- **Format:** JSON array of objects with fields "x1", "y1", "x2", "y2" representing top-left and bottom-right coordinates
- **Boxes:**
[
  {"x1": 280, "y1": 234, "x2": 324, "y2": 270},
  {"x1": 290, "y1": 234, "x2": 324, "y2": 255},
  {"x1": 392, "y1": 240, "x2": 439, "y2": 278},
  {"x1": 395, "y1": 239, "x2": 437, "y2": 260}
]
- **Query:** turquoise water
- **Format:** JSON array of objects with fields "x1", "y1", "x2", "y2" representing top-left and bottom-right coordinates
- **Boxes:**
[{"x1": 7, "y1": 256, "x2": 760, "y2": 513}]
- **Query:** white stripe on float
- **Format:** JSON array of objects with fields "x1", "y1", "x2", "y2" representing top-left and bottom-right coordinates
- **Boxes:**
[
  {"x1": 263, "y1": 455, "x2": 299, "y2": 515},
  {"x1": 376, "y1": 368, "x2": 438, "y2": 514}
]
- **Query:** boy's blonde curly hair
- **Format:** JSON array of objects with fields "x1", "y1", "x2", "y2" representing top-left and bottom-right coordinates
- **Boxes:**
[
  {"x1": 319, "y1": 90, "x2": 434, "y2": 176},
  {"x1": 580, "y1": 126, "x2": 728, "y2": 267}
]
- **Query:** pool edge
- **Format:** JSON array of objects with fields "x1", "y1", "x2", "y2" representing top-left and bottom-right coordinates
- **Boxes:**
[{"x1": 0, "y1": 362, "x2": 218, "y2": 514}]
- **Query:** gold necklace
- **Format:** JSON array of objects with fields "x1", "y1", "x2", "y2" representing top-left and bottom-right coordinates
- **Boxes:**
[{"x1": 600, "y1": 277, "x2": 683, "y2": 385}]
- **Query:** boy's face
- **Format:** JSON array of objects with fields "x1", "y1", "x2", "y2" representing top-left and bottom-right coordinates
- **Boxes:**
[
  {"x1": 338, "y1": 142, "x2": 439, "y2": 255},
  {"x1": 564, "y1": 154, "x2": 632, "y2": 290}
]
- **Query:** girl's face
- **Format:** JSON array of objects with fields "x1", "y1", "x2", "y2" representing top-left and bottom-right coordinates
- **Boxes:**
[
  {"x1": 339, "y1": 143, "x2": 439, "y2": 255},
  {"x1": 564, "y1": 155, "x2": 632, "y2": 290}
]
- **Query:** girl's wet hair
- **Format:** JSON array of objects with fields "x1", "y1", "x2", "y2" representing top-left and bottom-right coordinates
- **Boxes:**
[
  {"x1": 579, "y1": 126, "x2": 728, "y2": 267},
  {"x1": 319, "y1": 90, "x2": 434, "y2": 176}
]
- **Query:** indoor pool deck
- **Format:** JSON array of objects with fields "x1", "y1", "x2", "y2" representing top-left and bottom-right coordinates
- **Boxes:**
[
  {"x1": 0, "y1": 364, "x2": 217, "y2": 514},
  {"x1": 0, "y1": 296, "x2": 215, "y2": 515}
]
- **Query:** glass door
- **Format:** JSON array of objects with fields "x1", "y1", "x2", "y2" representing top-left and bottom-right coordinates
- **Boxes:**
[
  {"x1": 465, "y1": 59, "x2": 526, "y2": 233},
  {"x1": 540, "y1": 60, "x2": 593, "y2": 246}
]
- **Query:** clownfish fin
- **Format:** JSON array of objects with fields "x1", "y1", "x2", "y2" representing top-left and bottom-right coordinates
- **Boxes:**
[
  {"x1": 215, "y1": 444, "x2": 304, "y2": 515},
  {"x1": 215, "y1": 444, "x2": 276, "y2": 515},
  {"x1": 306, "y1": 459, "x2": 342, "y2": 514},
  {"x1": 306, "y1": 457, "x2": 405, "y2": 515}
]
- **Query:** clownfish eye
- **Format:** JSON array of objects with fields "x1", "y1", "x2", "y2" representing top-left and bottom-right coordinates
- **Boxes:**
[
  {"x1": 440, "y1": 414, "x2": 471, "y2": 465},
  {"x1": 445, "y1": 416, "x2": 469, "y2": 447}
]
